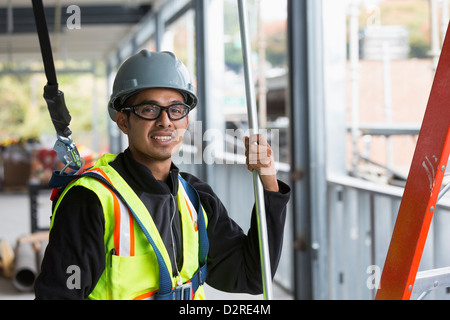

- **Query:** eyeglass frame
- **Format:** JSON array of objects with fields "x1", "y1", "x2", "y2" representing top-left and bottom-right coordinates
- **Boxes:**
[{"x1": 121, "y1": 102, "x2": 191, "y2": 121}]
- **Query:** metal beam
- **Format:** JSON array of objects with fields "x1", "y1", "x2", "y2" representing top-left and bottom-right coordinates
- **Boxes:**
[
  {"x1": 0, "y1": 68, "x2": 94, "y2": 76},
  {"x1": 288, "y1": 0, "x2": 313, "y2": 300},
  {"x1": 353, "y1": 123, "x2": 421, "y2": 136},
  {"x1": 288, "y1": 0, "x2": 327, "y2": 300},
  {"x1": 0, "y1": 5, "x2": 151, "y2": 34},
  {"x1": 306, "y1": 0, "x2": 328, "y2": 300},
  {"x1": 194, "y1": 0, "x2": 208, "y2": 182}
]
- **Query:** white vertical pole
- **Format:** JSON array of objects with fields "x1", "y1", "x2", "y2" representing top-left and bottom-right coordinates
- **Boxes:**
[
  {"x1": 349, "y1": 1, "x2": 360, "y2": 176},
  {"x1": 237, "y1": 0, "x2": 273, "y2": 300}
]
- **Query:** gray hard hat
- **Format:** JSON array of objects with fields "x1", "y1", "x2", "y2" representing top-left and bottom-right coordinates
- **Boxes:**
[{"x1": 108, "y1": 50, "x2": 198, "y2": 121}]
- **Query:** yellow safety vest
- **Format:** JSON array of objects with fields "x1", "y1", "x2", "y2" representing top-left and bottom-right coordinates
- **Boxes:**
[{"x1": 51, "y1": 154, "x2": 208, "y2": 300}]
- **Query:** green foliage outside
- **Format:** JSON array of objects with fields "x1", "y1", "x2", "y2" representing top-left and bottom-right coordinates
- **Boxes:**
[{"x1": 0, "y1": 63, "x2": 107, "y2": 148}]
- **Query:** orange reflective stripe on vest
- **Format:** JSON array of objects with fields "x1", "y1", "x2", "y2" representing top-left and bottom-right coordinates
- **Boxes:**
[
  {"x1": 179, "y1": 181, "x2": 198, "y2": 231},
  {"x1": 87, "y1": 168, "x2": 136, "y2": 257}
]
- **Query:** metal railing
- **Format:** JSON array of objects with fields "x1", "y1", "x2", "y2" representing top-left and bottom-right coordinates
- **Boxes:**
[{"x1": 328, "y1": 174, "x2": 450, "y2": 300}]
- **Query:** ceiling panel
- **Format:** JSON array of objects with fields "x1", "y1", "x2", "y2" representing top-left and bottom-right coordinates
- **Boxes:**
[{"x1": 0, "y1": 0, "x2": 157, "y2": 64}]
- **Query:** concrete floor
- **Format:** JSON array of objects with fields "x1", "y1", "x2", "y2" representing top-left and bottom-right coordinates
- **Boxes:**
[{"x1": 0, "y1": 190, "x2": 292, "y2": 300}]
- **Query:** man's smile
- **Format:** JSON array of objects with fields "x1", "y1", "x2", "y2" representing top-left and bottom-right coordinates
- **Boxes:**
[{"x1": 151, "y1": 135, "x2": 173, "y2": 141}]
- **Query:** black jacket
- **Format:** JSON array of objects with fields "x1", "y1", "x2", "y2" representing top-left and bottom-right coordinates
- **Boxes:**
[{"x1": 34, "y1": 148, "x2": 290, "y2": 299}]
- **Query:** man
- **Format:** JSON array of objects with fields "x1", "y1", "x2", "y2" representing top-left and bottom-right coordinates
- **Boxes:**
[{"x1": 34, "y1": 50, "x2": 290, "y2": 300}]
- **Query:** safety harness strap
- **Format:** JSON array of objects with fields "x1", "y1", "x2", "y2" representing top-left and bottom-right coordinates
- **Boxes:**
[
  {"x1": 32, "y1": 0, "x2": 72, "y2": 137},
  {"x1": 32, "y1": 0, "x2": 82, "y2": 170},
  {"x1": 178, "y1": 175, "x2": 209, "y2": 266},
  {"x1": 31, "y1": 0, "x2": 57, "y2": 86},
  {"x1": 154, "y1": 175, "x2": 209, "y2": 300},
  {"x1": 154, "y1": 264, "x2": 208, "y2": 300}
]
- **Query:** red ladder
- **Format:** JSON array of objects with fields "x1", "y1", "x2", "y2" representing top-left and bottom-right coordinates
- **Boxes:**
[{"x1": 376, "y1": 24, "x2": 450, "y2": 300}]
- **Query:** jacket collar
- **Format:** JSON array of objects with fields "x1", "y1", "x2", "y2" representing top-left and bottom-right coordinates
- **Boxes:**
[{"x1": 110, "y1": 148, "x2": 180, "y2": 196}]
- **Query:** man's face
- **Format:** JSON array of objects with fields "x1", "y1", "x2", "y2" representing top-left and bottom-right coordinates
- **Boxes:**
[{"x1": 115, "y1": 87, "x2": 189, "y2": 165}]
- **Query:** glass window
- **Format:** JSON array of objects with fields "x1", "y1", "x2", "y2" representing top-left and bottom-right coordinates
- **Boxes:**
[
  {"x1": 347, "y1": 0, "x2": 442, "y2": 178},
  {"x1": 223, "y1": 0, "x2": 288, "y2": 162}
]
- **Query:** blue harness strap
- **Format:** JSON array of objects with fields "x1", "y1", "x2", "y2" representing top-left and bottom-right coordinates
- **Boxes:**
[
  {"x1": 178, "y1": 175, "x2": 209, "y2": 266},
  {"x1": 157, "y1": 176, "x2": 209, "y2": 300},
  {"x1": 49, "y1": 170, "x2": 209, "y2": 300}
]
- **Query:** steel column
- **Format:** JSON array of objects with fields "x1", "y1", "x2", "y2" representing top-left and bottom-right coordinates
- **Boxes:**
[{"x1": 288, "y1": 0, "x2": 312, "y2": 300}]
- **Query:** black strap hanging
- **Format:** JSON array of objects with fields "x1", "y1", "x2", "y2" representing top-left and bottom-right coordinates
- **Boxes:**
[
  {"x1": 31, "y1": 0, "x2": 57, "y2": 86},
  {"x1": 31, "y1": 0, "x2": 82, "y2": 170}
]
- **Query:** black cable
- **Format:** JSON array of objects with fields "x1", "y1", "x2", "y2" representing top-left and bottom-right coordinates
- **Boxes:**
[{"x1": 31, "y1": 0, "x2": 57, "y2": 86}]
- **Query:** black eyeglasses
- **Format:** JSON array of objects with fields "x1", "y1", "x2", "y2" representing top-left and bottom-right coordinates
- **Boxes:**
[{"x1": 121, "y1": 103, "x2": 190, "y2": 121}]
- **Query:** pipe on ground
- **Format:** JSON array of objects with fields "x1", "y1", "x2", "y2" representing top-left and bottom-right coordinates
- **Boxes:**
[{"x1": 13, "y1": 242, "x2": 39, "y2": 292}]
